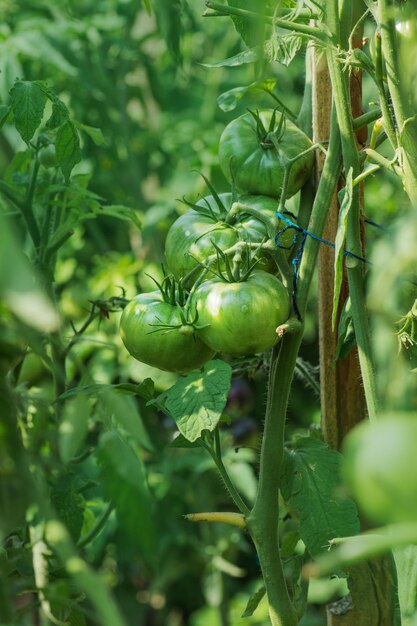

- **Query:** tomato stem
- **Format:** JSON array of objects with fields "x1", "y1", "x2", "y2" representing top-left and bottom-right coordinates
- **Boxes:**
[{"x1": 201, "y1": 435, "x2": 251, "y2": 517}]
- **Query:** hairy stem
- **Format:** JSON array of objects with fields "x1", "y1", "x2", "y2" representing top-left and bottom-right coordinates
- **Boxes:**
[{"x1": 249, "y1": 335, "x2": 301, "y2": 626}]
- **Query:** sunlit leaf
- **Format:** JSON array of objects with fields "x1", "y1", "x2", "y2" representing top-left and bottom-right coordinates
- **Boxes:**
[{"x1": 154, "y1": 360, "x2": 232, "y2": 442}]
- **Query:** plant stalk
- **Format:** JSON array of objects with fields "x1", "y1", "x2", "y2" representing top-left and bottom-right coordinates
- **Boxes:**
[{"x1": 324, "y1": 0, "x2": 379, "y2": 422}]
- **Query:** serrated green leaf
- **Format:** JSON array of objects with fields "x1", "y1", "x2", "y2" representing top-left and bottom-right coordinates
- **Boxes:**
[
  {"x1": 51, "y1": 474, "x2": 85, "y2": 542},
  {"x1": 97, "y1": 431, "x2": 156, "y2": 566},
  {"x1": 241, "y1": 585, "x2": 266, "y2": 617},
  {"x1": 75, "y1": 122, "x2": 107, "y2": 146},
  {"x1": 45, "y1": 92, "x2": 69, "y2": 130},
  {"x1": 156, "y1": 360, "x2": 232, "y2": 442},
  {"x1": 217, "y1": 79, "x2": 276, "y2": 112},
  {"x1": 269, "y1": 32, "x2": 304, "y2": 66},
  {"x1": 281, "y1": 437, "x2": 360, "y2": 557},
  {"x1": 332, "y1": 168, "x2": 353, "y2": 331},
  {"x1": 100, "y1": 204, "x2": 142, "y2": 229},
  {"x1": 202, "y1": 46, "x2": 262, "y2": 68},
  {"x1": 9, "y1": 80, "x2": 47, "y2": 144},
  {"x1": 55, "y1": 120, "x2": 81, "y2": 182}
]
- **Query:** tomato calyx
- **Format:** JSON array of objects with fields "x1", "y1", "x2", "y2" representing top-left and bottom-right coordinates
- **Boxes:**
[
  {"x1": 145, "y1": 273, "x2": 210, "y2": 335},
  {"x1": 208, "y1": 240, "x2": 262, "y2": 283},
  {"x1": 247, "y1": 107, "x2": 286, "y2": 150},
  {"x1": 147, "y1": 273, "x2": 187, "y2": 307},
  {"x1": 182, "y1": 172, "x2": 242, "y2": 228}
]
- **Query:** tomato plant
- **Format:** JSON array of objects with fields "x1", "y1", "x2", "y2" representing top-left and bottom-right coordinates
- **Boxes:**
[
  {"x1": 218, "y1": 109, "x2": 314, "y2": 199},
  {"x1": 2, "y1": 3, "x2": 417, "y2": 626},
  {"x1": 191, "y1": 270, "x2": 290, "y2": 356}
]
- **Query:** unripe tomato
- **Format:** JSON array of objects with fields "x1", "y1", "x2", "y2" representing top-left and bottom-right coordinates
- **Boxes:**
[
  {"x1": 342, "y1": 414, "x2": 417, "y2": 524},
  {"x1": 38, "y1": 144, "x2": 58, "y2": 168},
  {"x1": 119, "y1": 291, "x2": 214, "y2": 373},
  {"x1": 165, "y1": 192, "x2": 294, "y2": 283},
  {"x1": 191, "y1": 270, "x2": 290, "y2": 357},
  {"x1": 218, "y1": 110, "x2": 313, "y2": 199}
]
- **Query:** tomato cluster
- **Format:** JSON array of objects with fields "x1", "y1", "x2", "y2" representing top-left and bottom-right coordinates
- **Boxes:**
[{"x1": 120, "y1": 110, "x2": 313, "y2": 372}]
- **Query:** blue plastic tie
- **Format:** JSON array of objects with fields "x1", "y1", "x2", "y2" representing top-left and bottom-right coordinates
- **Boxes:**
[{"x1": 275, "y1": 211, "x2": 369, "y2": 320}]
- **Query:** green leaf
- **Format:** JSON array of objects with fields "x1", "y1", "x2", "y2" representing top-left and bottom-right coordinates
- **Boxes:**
[
  {"x1": 100, "y1": 390, "x2": 153, "y2": 452},
  {"x1": 55, "y1": 120, "x2": 81, "y2": 182},
  {"x1": 74, "y1": 122, "x2": 108, "y2": 146},
  {"x1": 9, "y1": 80, "x2": 47, "y2": 144},
  {"x1": 217, "y1": 79, "x2": 276, "y2": 112},
  {"x1": 332, "y1": 168, "x2": 353, "y2": 331},
  {"x1": 155, "y1": 360, "x2": 232, "y2": 442},
  {"x1": 97, "y1": 431, "x2": 156, "y2": 566},
  {"x1": 201, "y1": 46, "x2": 262, "y2": 68},
  {"x1": 281, "y1": 437, "x2": 360, "y2": 557},
  {"x1": 100, "y1": 204, "x2": 142, "y2": 229},
  {"x1": 226, "y1": 0, "x2": 267, "y2": 47},
  {"x1": 268, "y1": 32, "x2": 304, "y2": 66},
  {"x1": 241, "y1": 585, "x2": 266, "y2": 618},
  {"x1": 59, "y1": 379, "x2": 154, "y2": 402},
  {"x1": 45, "y1": 91, "x2": 69, "y2": 130},
  {"x1": 59, "y1": 394, "x2": 90, "y2": 464},
  {"x1": 51, "y1": 474, "x2": 85, "y2": 542}
]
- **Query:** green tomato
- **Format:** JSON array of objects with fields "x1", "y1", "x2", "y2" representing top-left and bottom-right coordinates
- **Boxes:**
[
  {"x1": 191, "y1": 270, "x2": 291, "y2": 357},
  {"x1": 342, "y1": 414, "x2": 417, "y2": 524},
  {"x1": 165, "y1": 193, "x2": 294, "y2": 283},
  {"x1": 119, "y1": 291, "x2": 214, "y2": 373},
  {"x1": 38, "y1": 144, "x2": 58, "y2": 168},
  {"x1": 218, "y1": 110, "x2": 314, "y2": 199}
]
